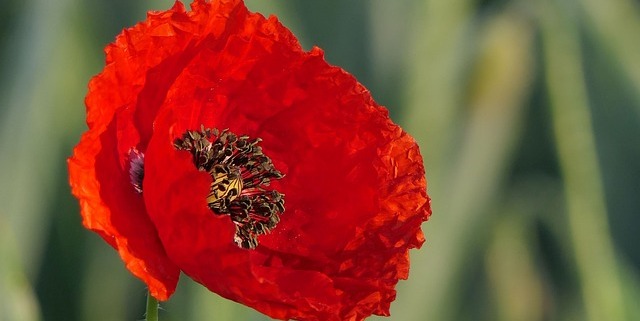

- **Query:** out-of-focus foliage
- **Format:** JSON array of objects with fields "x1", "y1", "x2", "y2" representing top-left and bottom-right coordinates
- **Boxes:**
[{"x1": 0, "y1": 0, "x2": 639, "y2": 320}]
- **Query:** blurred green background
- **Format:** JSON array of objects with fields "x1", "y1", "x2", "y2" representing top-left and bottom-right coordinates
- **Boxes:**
[{"x1": 1, "y1": 0, "x2": 639, "y2": 320}]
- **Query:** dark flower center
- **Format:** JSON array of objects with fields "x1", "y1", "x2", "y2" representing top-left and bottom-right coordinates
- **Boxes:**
[
  {"x1": 128, "y1": 148, "x2": 145, "y2": 194},
  {"x1": 173, "y1": 127, "x2": 285, "y2": 249}
]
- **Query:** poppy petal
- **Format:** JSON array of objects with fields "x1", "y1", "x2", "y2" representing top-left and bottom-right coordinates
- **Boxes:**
[
  {"x1": 68, "y1": 1, "x2": 210, "y2": 301},
  {"x1": 69, "y1": 116, "x2": 180, "y2": 300}
]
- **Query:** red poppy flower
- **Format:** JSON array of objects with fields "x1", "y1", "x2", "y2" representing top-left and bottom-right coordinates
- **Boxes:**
[{"x1": 68, "y1": 0, "x2": 431, "y2": 320}]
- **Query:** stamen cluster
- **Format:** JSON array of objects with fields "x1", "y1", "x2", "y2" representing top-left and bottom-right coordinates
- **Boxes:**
[{"x1": 174, "y1": 127, "x2": 285, "y2": 249}]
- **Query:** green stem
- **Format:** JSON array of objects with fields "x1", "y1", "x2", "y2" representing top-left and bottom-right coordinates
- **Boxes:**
[{"x1": 145, "y1": 291, "x2": 159, "y2": 321}]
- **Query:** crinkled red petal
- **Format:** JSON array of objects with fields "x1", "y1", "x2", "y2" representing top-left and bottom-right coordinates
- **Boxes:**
[
  {"x1": 68, "y1": 115, "x2": 180, "y2": 300},
  {"x1": 141, "y1": 1, "x2": 431, "y2": 320},
  {"x1": 68, "y1": 0, "x2": 218, "y2": 301}
]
